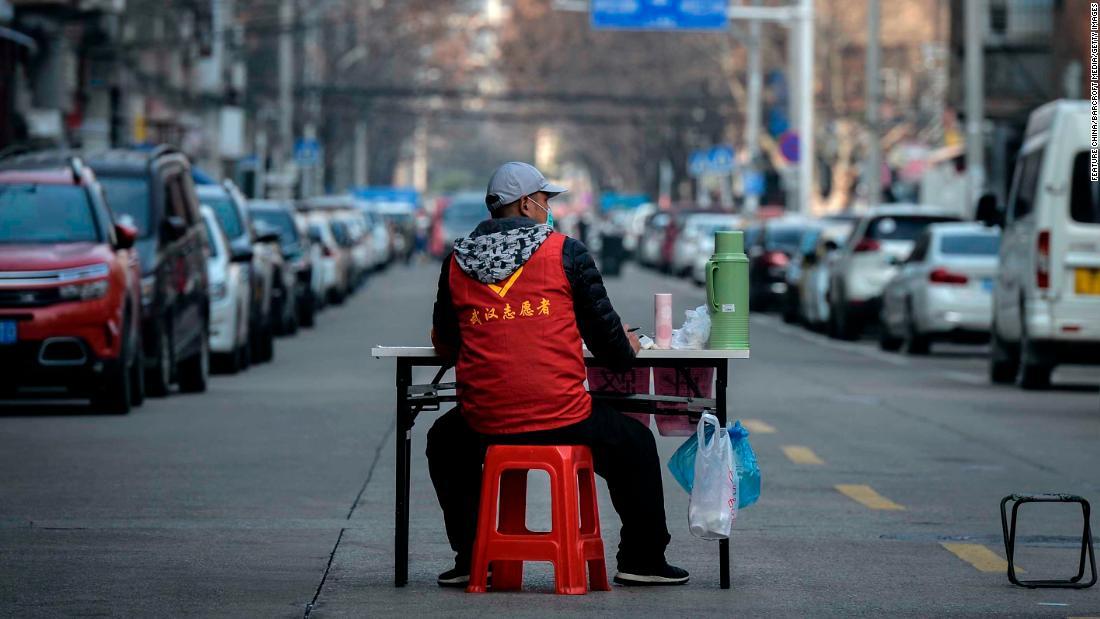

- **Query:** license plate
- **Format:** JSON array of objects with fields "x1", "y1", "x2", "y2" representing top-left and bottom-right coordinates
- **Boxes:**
[
  {"x1": 1075, "y1": 268, "x2": 1100, "y2": 295},
  {"x1": 981, "y1": 278, "x2": 994, "y2": 292},
  {"x1": 0, "y1": 320, "x2": 16, "y2": 345}
]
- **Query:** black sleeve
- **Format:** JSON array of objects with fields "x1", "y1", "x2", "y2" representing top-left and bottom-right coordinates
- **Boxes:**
[
  {"x1": 563, "y1": 237, "x2": 635, "y2": 370},
  {"x1": 432, "y1": 253, "x2": 460, "y2": 356}
]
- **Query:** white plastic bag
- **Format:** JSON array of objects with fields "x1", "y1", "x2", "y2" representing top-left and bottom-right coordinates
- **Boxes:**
[
  {"x1": 688, "y1": 413, "x2": 738, "y2": 540},
  {"x1": 671, "y1": 305, "x2": 712, "y2": 350}
]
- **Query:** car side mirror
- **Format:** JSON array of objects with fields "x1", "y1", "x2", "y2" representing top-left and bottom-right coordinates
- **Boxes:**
[
  {"x1": 231, "y1": 246, "x2": 254, "y2": 263},
  {"x1": 114, "y1": 223, "x2": 138, "y2": 249},
  {"x1": 161, "y1": 216, "x2": 188, "y2": 241},
  {"x1": 887, "y1": 255, "x2": 902, "y2": 266},
  {"x1": 253, "y1": 222, "x2": 280, "y2": 244},
  {"x1": 823, "y1": 240, "x2": 839, "y2": 252}
]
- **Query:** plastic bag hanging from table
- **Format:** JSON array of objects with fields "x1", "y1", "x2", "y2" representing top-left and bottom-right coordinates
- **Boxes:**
[
  {"x1": 668, "y1": 419, "x2": 761, "y2": 509},
  {"x1": 688, "y1": 413, "x2": 738, "y2": 540}
]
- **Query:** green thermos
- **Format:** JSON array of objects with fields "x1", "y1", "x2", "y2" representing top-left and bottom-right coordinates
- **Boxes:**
[{"x1": 705, "y1": 230, "x2": 750, "y2": 350}]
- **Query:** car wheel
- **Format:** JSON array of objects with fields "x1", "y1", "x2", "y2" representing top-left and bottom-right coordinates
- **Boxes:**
[
  {"x1": 1016, "y1": 308, "x2": 1052, "y2": 390},
  {"x1": 92, "y1": 330, "x2": 133, "y2": 415},
  {"x1": 781, "y1": 295, "x2": 799, "y2": 324},
  {"x1": 877, "y1": 313, "x2": 903, "y2": 352},
  {"x1": 145, "y1": 325, "x2": 172, "y2": 397},
  {"x1": 254, "y1": 324, "x2": 275, "y2": 363},
  {"x1": 130, "y1": 329, "x2": 145, "y2": 407},
  {"x1": 831, "y1": 297, "x2": 859, "y2": 341},
  {"x1": 178, "y1": 328, "x2": 209, "y2": 393},
  {"x1": 300, "y1": 293, "x2": 316, "y2": 328},
  {"x1": 903, "y1": 303, "x2": 931, "y2": 355},
  {"x1": 988, "y1": 323, "x2": 1018, "y2": 384},
  {"x1": 239, "y1": 339, "x2": 251, "y2": 370}
]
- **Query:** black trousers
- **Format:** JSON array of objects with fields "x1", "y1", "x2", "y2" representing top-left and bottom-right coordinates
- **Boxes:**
[{"x1": 426, "y1": 402, "x2": 672, "y2": 570}]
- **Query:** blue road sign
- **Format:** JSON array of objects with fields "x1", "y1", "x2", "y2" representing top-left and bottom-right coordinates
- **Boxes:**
[
  {"x1": 742, "y1": 170, "x2": 765, "y2": 197},
  {"x1": 688, "y1": 144, "x2": 736, "y2": 177},
  {"x1": 779, "y1": 131, "x2": 799, "y2": 163},
  {"x1": 591, "y1": 0, "x2": 728, "y2": 31},
  {"x1": 294, "y1": 138, "x2": 320, "y2": 166}
]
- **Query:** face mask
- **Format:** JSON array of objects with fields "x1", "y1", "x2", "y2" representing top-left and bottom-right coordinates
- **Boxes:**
[{"x1": 528, "y1": 197, "x2": 554, "y2": 229}]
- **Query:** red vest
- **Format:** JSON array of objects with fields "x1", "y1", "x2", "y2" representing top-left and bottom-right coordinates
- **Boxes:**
[{"x1": 449, "y1": 232, "x2": 591, "y2": 434}]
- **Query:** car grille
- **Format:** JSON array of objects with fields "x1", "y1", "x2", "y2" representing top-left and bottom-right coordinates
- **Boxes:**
[{"x1": 0, "y1": 287, "x2": 61, "y2": 308}]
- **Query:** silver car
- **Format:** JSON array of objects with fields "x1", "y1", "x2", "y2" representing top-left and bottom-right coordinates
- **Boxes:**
[{"x1": 879, "y1": 222, "x2": 1001, "y2": 354}]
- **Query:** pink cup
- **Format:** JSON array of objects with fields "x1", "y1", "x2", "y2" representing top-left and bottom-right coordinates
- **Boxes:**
[{"x1": 654, "y1": 293, "x2": 672, "y2": 349}]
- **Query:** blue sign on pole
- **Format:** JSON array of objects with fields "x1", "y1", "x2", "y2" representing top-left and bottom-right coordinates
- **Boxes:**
[
  {"x1": 688, "y1": 144, "x2": 736, "y2": 177},
  {"x1": 591, "y1": 0, "x2": 728, "y2": 31},
  {"x1": 294, "y1": 138, "x2": 320, "y2": 166},
  {"x1": 742, "y1": 170, "x2": 765, "y2": 197}
]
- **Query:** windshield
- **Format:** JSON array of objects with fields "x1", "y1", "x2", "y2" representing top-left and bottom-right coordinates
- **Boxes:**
[
  {"x1": 939, "y1": 234, "x2": 1000, "y2": 256},
  {"x1": 251, "y1": 209, "x2": 300, "y2": 248},
  {"x1": 443, "y1": 200, "x2": 486, "y2": 234},
  {"x1": 204, "y1": 194, "x2": 246, "y2": 240},
  {"x1": 867, "y1": 216, "x2": 957, "y2": 242},
  {"x1": 1070, "y1": 151, "x2": 1100, "y2": 224},
  {"x1": 765, "y1": 226, "x2": 805, "y2": 252},
  {"x1": 99, "y1": 176, "x2": 152, "y2": 238},
  {"x1": 0, "y1": 184, "x2": 101, "y2": 244}
]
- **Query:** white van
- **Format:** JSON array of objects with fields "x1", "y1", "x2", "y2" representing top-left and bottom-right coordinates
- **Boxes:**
[{"x1": 990, "y1": 100, "x2": 1100, "y2": 389}]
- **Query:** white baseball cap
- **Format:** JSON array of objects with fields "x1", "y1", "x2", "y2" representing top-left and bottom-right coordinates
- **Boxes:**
[{"x1": 485, "y1": 162, "x2": 568, "y2": 211}]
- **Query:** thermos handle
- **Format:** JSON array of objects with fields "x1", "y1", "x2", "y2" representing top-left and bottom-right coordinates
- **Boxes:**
[{"x1": 705, "y1": 262, "x2": 720, "y2": 313}]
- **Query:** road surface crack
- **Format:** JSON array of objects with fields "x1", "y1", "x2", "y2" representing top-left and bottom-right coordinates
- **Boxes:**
[{"x1": 303, "y1": 416, "x2": 396, "y2": 617}]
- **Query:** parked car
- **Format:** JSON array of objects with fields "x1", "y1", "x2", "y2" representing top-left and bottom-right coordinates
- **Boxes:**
[
  {"x1": 990, "y1": 99, "x2": 1100, "y2": 388},
  {"x1": 249, "y1": 200, "x2": 316, "y2": 328},
  {"x1": 305, "y1": 211, "x2": 351, "y2": 304},
  {"x1": 196, "y1": 182, "x2": 277, "y2": 362},
  {"x1": 748, "y1": 218, "x2": 810, "y2": 311},
  {"x1": 879, "y1": 223, "x2": 1001, "y2": 354},
  {"x1": 0, "y1": 155, "x2": 144, "y2": 412},
  {"x1": 638, "y1": 212, "x2": 672, "y2": 268},
  {"x1": 431, "y1": 192, "x2": 486, "y2": 258},
  {"x1": 795, "y1": 217, "x2": 857, "y2": 329},
  {"x1": 671, "y1": 212, "x2": 744, "y2": 278},
  {"x1": 86, "y1": 146, "x2": 210, "y2": 395},
  {"x1": 297, "y1": 212, "x2": 328, "y2": 311},
  {"x1": 781, "y1": 224, "x2": 823, "y2": 323},
  {"x1": 688, "y1": 214, "x2": 746, "y2": 284},
  {"x1": 363, "y1": 209, "x2": 393, "y2": 271},
  {"x1": 253, "y1": 219, "x2": 298, "y2": 336},
  {"x1": 200, "y1": 206, "x2": 251, "y2": 373},
  {"x1": 827, "y1": 205, "x2": 960, "y2": 339}
]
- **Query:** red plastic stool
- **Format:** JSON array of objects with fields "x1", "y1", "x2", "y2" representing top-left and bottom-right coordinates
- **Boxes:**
[{"x1": 467, "y1": 445, "x2": 611, "y2": 595}]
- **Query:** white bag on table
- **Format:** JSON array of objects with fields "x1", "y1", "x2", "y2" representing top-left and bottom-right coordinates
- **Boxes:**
[{"x1": 688, "y1": 413, "x2": 738, "y2": 540}]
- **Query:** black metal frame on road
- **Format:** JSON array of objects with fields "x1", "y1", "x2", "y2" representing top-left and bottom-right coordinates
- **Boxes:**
[
  {"x1": 376, "y1": 346, "x2": 747, "y2": 591},
  {"x1": 1000, "y1": 494, "x2": 1096, "y2": 589}
]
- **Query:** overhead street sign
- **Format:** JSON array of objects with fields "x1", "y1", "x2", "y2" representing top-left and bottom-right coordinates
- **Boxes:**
[{"x1": 591, "y1": 0, "x2": 728, "y2": 31}]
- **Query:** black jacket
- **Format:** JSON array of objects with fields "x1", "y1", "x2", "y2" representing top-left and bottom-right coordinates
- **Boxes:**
[{"x1": 432, "y1": 217, "x2": 635, "y2": 369}]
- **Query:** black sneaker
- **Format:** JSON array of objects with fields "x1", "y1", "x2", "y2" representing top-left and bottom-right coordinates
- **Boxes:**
[
  {"x1": 437, "y1": 561, "x2": 490, "y2": 588},
  {"x1": 437, "y1": 564, "x2": 470, "y2": 588},
  {"x1": 614, "y1": 562, "x2": 690, "y2": 586}
]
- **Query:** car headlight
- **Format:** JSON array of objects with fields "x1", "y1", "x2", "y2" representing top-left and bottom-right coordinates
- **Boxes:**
[
  {"x1": 59, "y1": 279, "x2": 109, "y2": 301},
  {"x1": 210, "y1": 281, "x2": 229, "y2": 301}
]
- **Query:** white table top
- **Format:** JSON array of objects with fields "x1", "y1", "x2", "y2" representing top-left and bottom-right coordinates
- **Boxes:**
[{"x1": 371, "y1": 346, "x2": 749, "y2": 360}]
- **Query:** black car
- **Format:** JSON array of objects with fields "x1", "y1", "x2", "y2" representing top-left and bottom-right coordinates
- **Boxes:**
[
  {"x1": 248, "y1": 200, "x2": 316, "y2": 328},
  {"x1": 85, "y1": 146, "x2": 210, "y2": 396},
  {"x1": 747, "y1": 219, "x2": 806, "y2": 311}
]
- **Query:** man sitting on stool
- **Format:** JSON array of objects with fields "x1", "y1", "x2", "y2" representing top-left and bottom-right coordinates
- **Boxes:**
[{"x1": 428, "y1": 162, "x2": 688, "y2": 587}]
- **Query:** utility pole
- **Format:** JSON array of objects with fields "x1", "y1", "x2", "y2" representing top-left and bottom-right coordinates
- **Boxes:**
[
  {"x1": 964, "y1": 0, "x2": 986, "y2": 214},
  {"x1": 796, "y1": 0, "x2": 814, "y2": 216},
  {"x1": 864, "y1": 0, "x2": 881, "y2": 208},
  {"x1": 354, "y1": 119, "x2": 369, "y2": 187},
  {"x1": 744, "y1": 0, "x2": 762, "y2": 214},
  {"x1": 277, "y1": 0, "x2": 294, "y2": 175}
]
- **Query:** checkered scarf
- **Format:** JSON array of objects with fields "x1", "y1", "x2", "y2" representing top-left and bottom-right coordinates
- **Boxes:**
[{"x1": 452, "y1": 224, "x2": 552, "y2": 284}]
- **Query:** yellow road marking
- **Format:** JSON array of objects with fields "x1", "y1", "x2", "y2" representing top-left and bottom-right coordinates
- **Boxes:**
[
  {"x1": 742, "y1": 419, "x2": 776, "y2": 434},
  {"x1": 782, "y1": 445, "x2": 825, "y2": 465},
  {"x1": 940, "y1": 542, "x2": 1022, "y2": 573},
  {"x1": 835, "y1": 484, "x2": 905, "y2": 510}
]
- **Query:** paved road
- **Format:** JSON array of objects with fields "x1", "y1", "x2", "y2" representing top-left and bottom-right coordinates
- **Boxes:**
[{"x1": 1, "y1": 260, "x2": 1098, "y2": 617}]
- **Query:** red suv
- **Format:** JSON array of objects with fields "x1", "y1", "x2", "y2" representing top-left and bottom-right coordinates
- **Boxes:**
[{"x1": 0, "y1": 155, "x2": 144, "y2": 413}]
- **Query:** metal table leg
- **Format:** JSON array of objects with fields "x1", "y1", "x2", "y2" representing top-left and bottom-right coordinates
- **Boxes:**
[
  {"x1": 395, "y1": 360, "x2": 412, "y2": 587},
  {"x1": 715, "y1": 359, "x2": 730, "y2": 590}
]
